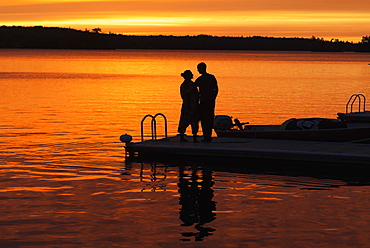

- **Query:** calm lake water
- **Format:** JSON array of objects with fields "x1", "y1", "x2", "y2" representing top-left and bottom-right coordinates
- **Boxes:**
[{"x1": 1, "y1": 49, "x2": 370, "y2": 247}]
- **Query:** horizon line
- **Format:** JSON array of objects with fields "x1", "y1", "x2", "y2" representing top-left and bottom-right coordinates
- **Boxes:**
[{"x1": 2, "y1": 25, "x2": 366, "y2": 44}]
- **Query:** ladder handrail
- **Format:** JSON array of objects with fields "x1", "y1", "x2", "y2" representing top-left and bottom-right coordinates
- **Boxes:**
[
  {"x1": 346, "y1": 94, "x2": 366, "y2": 113},
  {"x1": 140, "y1": 113, "x2": 168, "y2": 142},
  {"x1": 153, "y1": 113, "x2": 168, "y2": 140},
  {"x1": 141, "y1": 114, "x2": 155, "y2": 142}
]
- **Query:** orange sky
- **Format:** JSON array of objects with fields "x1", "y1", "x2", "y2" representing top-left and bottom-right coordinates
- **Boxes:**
[{"x1": 1, "y1": 0, "x2": 369, "y2": 42}]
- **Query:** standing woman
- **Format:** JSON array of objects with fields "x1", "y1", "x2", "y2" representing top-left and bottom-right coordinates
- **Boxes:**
[{"x1": 177, "y1": 70, "x2": 200, "y2": 142}]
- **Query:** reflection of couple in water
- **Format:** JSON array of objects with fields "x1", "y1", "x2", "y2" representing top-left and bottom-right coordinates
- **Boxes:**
[
  {"x1": 178, "y1": 62, "x2": 219, "y2": 143},
  {"x1": 178, "y1": 166, "x2": 216, "y2": 241}
]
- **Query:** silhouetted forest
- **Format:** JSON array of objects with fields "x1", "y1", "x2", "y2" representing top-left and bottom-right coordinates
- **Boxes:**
[{"x1": 1, "y1": 26, "x2": 369, "y2": 52}]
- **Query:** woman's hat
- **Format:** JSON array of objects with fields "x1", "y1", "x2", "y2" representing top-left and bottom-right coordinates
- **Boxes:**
[{"x1": 181, "y1": 70, "x2": 192, "y2": 78}]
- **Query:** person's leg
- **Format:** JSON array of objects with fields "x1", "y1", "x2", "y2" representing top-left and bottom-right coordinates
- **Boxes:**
[
  {"x1": 203, "y1": 116, "x2": 213, "y2": 142},
  {"x1": 191, "y1": 119, "x2": 199, "y2": 142},
  {"x1": 178, "y1": 108, "x2": 189, "y2": 142},
  {"x1": 200, "y1": 100, "x2": 215, "y2": 142},
  {"x1": 199, "y1": 102, "x2": 207, "y2": 141}
]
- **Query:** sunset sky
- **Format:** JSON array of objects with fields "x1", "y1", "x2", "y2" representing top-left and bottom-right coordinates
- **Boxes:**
[{"x1": 1, "y1": 0, "x2": 369, "y2": 42}]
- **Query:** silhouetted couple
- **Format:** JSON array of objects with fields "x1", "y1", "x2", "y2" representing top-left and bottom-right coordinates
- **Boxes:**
[{"x1": 177, "y1": 62, "x2": 218, "y2": 143}]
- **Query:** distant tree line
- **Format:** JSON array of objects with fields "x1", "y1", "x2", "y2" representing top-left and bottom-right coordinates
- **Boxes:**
[{"x1": 0, "y1": 26, "x2": 369, "y2": 52}]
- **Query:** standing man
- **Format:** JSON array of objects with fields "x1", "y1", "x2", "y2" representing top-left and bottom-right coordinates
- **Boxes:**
[{"x1": 195, "y1": 62, "x2": 218, "y2": 142}]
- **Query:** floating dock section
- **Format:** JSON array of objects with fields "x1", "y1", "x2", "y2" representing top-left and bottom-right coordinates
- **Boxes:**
[{"x1": 122, "y1": 136, "x2": 370, "y2": 165}]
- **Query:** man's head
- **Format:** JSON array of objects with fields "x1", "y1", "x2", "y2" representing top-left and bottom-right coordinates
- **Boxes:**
[{"x1": 197, "y1": 62, "x2": 207, "y2": 74}]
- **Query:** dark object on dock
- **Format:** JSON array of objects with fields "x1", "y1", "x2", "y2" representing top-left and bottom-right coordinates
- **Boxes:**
[{"x1": 213, "y1": 115, "x2": 370, "y2": 142}]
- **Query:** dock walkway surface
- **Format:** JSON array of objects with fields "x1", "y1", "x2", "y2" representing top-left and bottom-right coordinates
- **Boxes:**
[{"x1": 124, "y1": 136, "x2": 370, "y2": 165}]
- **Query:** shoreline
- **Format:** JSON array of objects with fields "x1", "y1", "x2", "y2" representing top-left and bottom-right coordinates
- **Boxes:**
[{"x1": 1, "y1": 26, "x2": 369, "y2": 52}]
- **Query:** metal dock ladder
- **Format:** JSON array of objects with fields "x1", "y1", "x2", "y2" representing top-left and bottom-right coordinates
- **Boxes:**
[
  {"x1": 140, "y1": 113, "x2": 168, "y2": 142},
  {"x1": 346, "y1": 94, "x2": 366, "y2": 113}
]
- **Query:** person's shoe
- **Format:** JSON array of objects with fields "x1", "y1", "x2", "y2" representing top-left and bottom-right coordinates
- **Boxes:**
[{"x1": 180, "y1": 136, "x2": 189, "y2": 142}]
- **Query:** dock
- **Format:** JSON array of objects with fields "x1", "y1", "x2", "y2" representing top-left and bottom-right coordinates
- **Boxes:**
[{"x1": 123, "y1": 135, "x2": 370, "y2": 165}]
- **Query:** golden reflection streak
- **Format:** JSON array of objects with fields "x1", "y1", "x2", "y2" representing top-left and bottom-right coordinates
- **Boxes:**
[
  {"x1": 256, "y1": 191, "x2": 296, "y2": 195},
  {"x1": 0, "y1": 186, "x2": 72, "y2": 192},
  {"x1": 329, "y1": 195, "x2": 351, "y2": 199},
  {"x1": 55, "y1": 211, "x2": 87, "y2": 214},
  {"x1": 91, "y1": 192, "x2": 108, "y2": 195},
  {"x1": 2, "y1": 167, "x2": 121, "y2": 180},
  {"x1": 214, "y1": 211, "x2": 239, "y2": 213},
  {"x1": 10, "y1": 174, "x2": 43, "y2": 178},
  {"x1": 43, "y1": 175, "x2": 122, "y2": 181},
  {"x1": 125, "y1": 199, "x2": 152, "y2": 201},
  {"x1": 6, "y1": 169, "x2": 105, "y2": 178},
  {"x1": 223, "y1": 184, "x2": 263, "y2": 190},
  {"x1": 253, "y1": 197, "x2": 283, "y2": 201},
  {"x1": 109, "y1": 189, "x2": 179, "y2": 194}
]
